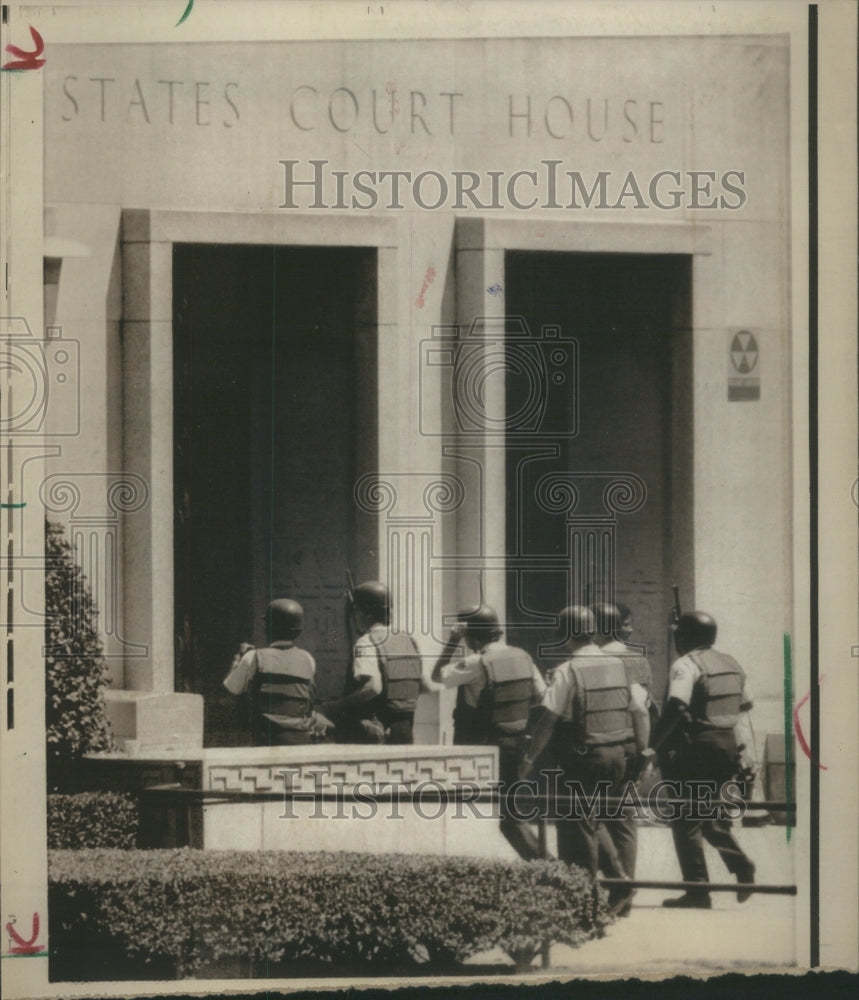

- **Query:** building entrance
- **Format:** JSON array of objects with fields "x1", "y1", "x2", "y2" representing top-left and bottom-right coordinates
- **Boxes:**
[
  {"x1": 503, "y1": 251, "x2": 693, "y2": 691},
  {"x1": 173, "y1": 244, "x2": 377, "y2": 744}
]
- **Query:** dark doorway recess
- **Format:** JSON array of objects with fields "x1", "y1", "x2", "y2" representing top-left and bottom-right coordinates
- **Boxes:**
[
  {"x1": 504, "y1": 250, "x2": 693, "y2": 693},
  {"x1": 173, "y1": 244, "x2": 377, "y2": 745}
]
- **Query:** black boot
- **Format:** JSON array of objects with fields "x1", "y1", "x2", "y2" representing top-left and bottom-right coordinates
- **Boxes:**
[
  {"x1": 735, "y1": 860, "x2": 756, "y2": 902},
  {"x1": 662, "y1": 892, "x2": 712, "y2": 909}
]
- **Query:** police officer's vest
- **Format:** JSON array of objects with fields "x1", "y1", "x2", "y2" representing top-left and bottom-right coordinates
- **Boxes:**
[
  {"x1": 617, "y1": 653, "x2": 660, "y2": 722},
  {"x1": 367, "y1": 625, "x2": 423, "y2": 716},
  {"x1": 569, "y1": 656, "x2": 634, "y2": 748},
  {"x1": 253, "y1": 645, "x2": 315, "y2": 721},
  {"x1": 687, "y1": 648, "x2": 745, "y2": 731},
  {"x1": 475, "y1": 646, "x2": 535, "y2": 739},
  {"x1": 618, "y1": 654, "x2": 652, "y2": 691}
]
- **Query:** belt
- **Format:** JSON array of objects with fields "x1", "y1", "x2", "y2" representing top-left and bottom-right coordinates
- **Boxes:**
[{"x1": 573, "y1": 737, "x2": 636, "y2": 755}]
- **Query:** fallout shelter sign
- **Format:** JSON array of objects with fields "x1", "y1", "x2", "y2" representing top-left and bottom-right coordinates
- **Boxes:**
[{"x1": 728, "y1": 328, "x2": 761, "y2": 401}]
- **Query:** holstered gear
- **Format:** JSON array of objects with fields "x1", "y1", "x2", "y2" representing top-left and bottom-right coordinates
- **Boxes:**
[
  {"x1": 651, "y1": 696, "x2": 692, "y2": 770},
  {"x1": 569, "y1": 655, "x2": 635, "y2": 751},
  {"x1": 687, "y1": 649, "x2": 745, "y2": 732},
  {"x1": 475, "y1": 647, "x2": 535, "y2": 740}
]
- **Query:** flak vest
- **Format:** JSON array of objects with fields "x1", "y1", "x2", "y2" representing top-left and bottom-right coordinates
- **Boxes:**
[
  {"x1": 687, "y1": 648, "x2": 745, "y2": 733},
  {"x1": 618, "y1": 654, "x2": 652, "y2": 691},
  {"x1": 568, "y1": 655, "x2": 635, "y2": 750},
  {"x1": 367, "y1": 626, "x2": 423, "y2": 717},
  {"x1": 476, "y1": 647, "x2": 535, "y2": 740},
  {"x1": 617, "y1": 653, "x2": 660, "y2": 722},
  {"x1": 253, "y1": 646, "x2": 315, "y2": 722}
]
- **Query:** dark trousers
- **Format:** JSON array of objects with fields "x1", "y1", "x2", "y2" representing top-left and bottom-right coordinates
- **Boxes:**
[
  {"x1": 498, "y1": 737, "x2": 543, "y2": 861},
  {"x1": 558, "y1": 743, "x2": 632, "y2": 877},
  {"x1": 336, "y1": 713, "x2": 414, "y2": 744},
  {"x1": 667, "y1": 731, "x2": 752, "y2": 887},
  {"x1": 257, "y1": 719, "x2": 313, "y2": 746},
  {"x1": 598, "y1": 813, "x2": 637, "y2": 879},
  {"x1": 385, "y1": 715, "x2": 415, "y2": 745}
]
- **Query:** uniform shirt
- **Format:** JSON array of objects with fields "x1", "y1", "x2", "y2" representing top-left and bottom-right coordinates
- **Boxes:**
[
  {"x1": 351, "y1": 628, "x2": 386, "y2": 696},
  {"x1": 222, "y1": 640, "x2": 315, "y2": 695},
  {"x1": 602, "y1": 639, "x2": 653, "y2": 705},
  {"x1": 437, "y1": 639, "x2": 546, "y2": 708},
  {"x1": 542, "y1": 643, "x2": 649, "y2": 722},
  {"x1": 602, "y1": 639, "x2": 630, "y2": 654},
  {"x1": 666, "y1": 648, "x2": 753, "y2": 712}
]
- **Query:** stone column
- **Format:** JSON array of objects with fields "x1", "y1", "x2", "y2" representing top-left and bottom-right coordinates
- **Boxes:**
[
  {"x1": 452, "y1": 221, "x2": 507, "y2": 619},
  {"x1": 121, "y1": 220, "x2": 174, "y2": 693},
  {"x1": 112, "y1": 212, "x2": 203, "y2": 751}
]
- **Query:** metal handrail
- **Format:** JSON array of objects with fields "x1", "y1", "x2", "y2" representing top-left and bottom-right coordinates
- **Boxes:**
[{"x1": 142, "y1": 783, "x2": 796, "y2": 811}]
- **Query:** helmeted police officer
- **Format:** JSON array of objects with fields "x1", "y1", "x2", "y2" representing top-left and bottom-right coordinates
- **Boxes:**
[
  {"x1": 520, "y1": 606, "x2": 650, "y2": 889},
  {"x1": 432, "y1": 603, "x2": 546, "y2": 860},
  {"x1": 590, "y1": 602, "x2": 657, "y2": 902},
  {"x1": 324, "y1": 580, "x2": 429, "y2": 744},
  {"x1": 652, "y1": 611, "x2": 756, "y2": 908},
  {"x1": 593, "y1": 602, "x2": 658, "y2": 711},
  {"x1": 223, "y1": 599, "x2": 332, "y2": 745}
]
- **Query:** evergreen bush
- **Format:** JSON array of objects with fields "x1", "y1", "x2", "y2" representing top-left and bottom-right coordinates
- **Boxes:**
[
  {"x1": 47, "y1": 792, "x2": 138, "y2": 849},
  {"x1": 45, "y1": 519, "x2": 114, "y2": 774},
  {"x1": 49, "y1": 849, "x2": 609, "y2": 979}
]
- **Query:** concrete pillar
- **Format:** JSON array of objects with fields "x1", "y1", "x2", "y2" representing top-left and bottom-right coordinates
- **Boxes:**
[
  {"x1": 113, "y1": 213, "x2": 203, "y2": 750},
  {"x1": 452, "y1": 221, "x2": 507, "y2": 620},
  {"x1": 120, "y1": 234, "x2": 174, "y2": 693}
]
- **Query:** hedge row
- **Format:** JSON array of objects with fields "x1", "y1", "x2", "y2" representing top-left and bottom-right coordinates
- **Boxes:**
[
  {"x1": 47, "y1": 792, "x2": 138, "y2": 849},
  {"x1": 49, "y1": 849, "x2": 609, "y2": 977}
]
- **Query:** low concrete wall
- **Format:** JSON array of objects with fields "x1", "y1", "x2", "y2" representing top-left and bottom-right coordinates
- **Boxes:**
[{"x1": 83, "y1": 744, "x2": 517, "y2": 858}]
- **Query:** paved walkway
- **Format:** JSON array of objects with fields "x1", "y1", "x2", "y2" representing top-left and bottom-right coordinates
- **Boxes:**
[{"x1": 469, "y1": 822, "x2": 798, "y2": 973}]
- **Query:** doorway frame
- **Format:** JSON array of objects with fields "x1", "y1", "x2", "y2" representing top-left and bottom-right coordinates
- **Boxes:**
[
  {"x1": 452, "y1": 217, "x2": 711, "y2": 628},
  {"x1": 120, "y1": 209, "x2": 397, "y2": 694}
]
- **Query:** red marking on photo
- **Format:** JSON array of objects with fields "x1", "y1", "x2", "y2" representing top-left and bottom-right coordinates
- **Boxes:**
[
  {"x1": 793, "y1": 679, "x2": 827, "y2": 770},
  {"x1": 415, "y1": 266, "x2": 437, "y2": 309},
  {"x1": 385, "y1": 80, "x2": 400, "y2": 116},
  {"x1": 6, "y1": 912, "x2": 43, "y2": 955},
  {"x1": 2, "y1": 25, "x2": 45, "y2": 71}
]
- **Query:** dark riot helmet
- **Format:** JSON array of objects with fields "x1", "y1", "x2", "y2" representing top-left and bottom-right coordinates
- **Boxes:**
[
  {"x1": 674, "y1": 611, "x2": 717, "y2": 654},
  {"x1": 591, "y1": 602, "x2": 621, "y2": 639},
  {"x1": 353, "y1": 580, "x2": 391, "y2": 620},
  {"x1": 266, "y1": 599, "x2": 304, "y2": 640},
  {"x1": 615, "y1": 602, "x2": 632, "y2": 624},
  {"x1": 558, "y1": 605, "x2": 596, "y2": 641},
  {"x1": 456, "y1": 603, "x2": 502, "y2": 635}
]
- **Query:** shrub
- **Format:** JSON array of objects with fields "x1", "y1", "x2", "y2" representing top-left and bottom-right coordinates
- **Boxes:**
[
  {"x1": 45, "y1": 520, "x2": 114, "y2": 772},
  {"x1": 47, "y1": 793, "x2": 139, "y2": 850},
  {"x1": 49, "y1": 849, "x2": 609, "y2": 978}
]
